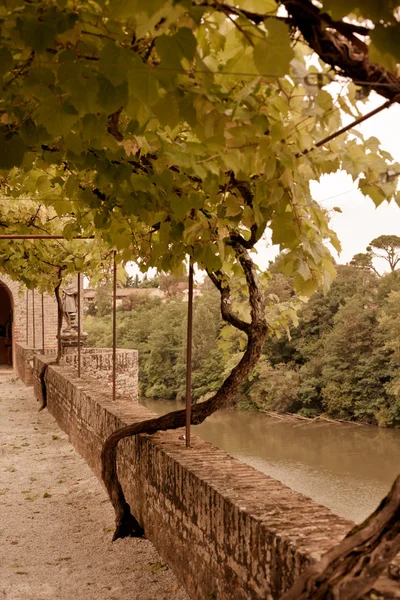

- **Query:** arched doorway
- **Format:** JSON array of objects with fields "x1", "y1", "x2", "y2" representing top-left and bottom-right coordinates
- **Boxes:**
[{"x1": 0, "y1": 282, "x2": 13, "y2": 366}]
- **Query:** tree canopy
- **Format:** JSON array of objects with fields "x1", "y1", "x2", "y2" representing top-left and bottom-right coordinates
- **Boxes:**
[
  {"x1": 351, "y1": 234, "x2": 400, "y2": 275},
  {"x1": 0, "y1": 0, "x2": 399, "y2": 295}
]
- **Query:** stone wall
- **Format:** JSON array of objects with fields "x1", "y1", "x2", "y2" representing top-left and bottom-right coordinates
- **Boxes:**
[
  {"x1": 15, "y1": 342, "x2": 56, "y2": 385},
  {"x1": 16, "y1": 344, "x2": 138, "y2": 398},
  {"x1": 0, "y1": 275, "x2": 59, "y2": 366},
  {"x1": 32, "y1": 357, "x2": 400, "y2": 600},
  {"x1": 63, "y1": 347, "x2": 138, "y2": 400}
]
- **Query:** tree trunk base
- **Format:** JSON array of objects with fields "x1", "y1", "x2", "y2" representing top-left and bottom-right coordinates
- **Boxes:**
[{"x1": 112, "y1": 504, "x2": 144, "y2": 541}]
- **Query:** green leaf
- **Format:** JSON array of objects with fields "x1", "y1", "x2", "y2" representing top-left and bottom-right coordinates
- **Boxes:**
[
  {"x1": 320, "y1": 0, "x2": 352, "y2": 19},
  {"x1": 253, "y1": 20, "x2": 294, "y2": 77},
  {"x1": 224, "y1": 196, "x2": 242, "y2": 217},
  {"x1": 0, "y1": 133, "x2": 26, "y2": 169},
  {"x1": 152, "y1": 92, "x2": 180, "y2": 128},
  {"x1": 107, "y1": 0, "x2": 139, "y2": 19},
  {"x1": 18, "y1": 17, "x2": 56, "y2": 52},
  {"x1": 99, "y1": 42, "x2": 133, "y2": 86},
  {"x1": 271, "y1": 213, "x2": 297, "y2": 246},
  {"x1": 322, "y1": 0, "x2": 393, "y2": 22},
  {"x1": 235, "y1": 0, "x2": 276, "y2": 12},
  {"x1": 370, "y1": 24, "x2": 400, "y2": 73},
  {"x1": 129, "y1": 67, "x2": 160, "y2": 107},
  {"x1": 155, "y1": 28, "x2": 197, "y2": 70},
  {"x1": 97, "y1": 76, "x2": 129, "y2": 113},
  {"x1": 293, "y1": 274, "x2": 319, "y2": 296},
  {"x1": 36, "y1": 98, "x2": 80, "y2": 136},
  {"x1": 20, "y1": 119, "x2": 40, "y2": 146},
  {"x1": 360, "y1": 184, "x2": 386, "y2": 207},
  {"x1": 107, "y1": 0, "x2": 165, "y2": 17},
  {"x1": 0, "y1": 47, "x2": 13, "y2": 78}
]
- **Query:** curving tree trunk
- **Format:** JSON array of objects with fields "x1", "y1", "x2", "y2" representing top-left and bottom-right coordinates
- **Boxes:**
[
  {"x1": 101, "y1": 241, "x2": 269, "y2": 540},
  {"x1": 279, "y1": 474, "x2": 400, "y2": 600}
]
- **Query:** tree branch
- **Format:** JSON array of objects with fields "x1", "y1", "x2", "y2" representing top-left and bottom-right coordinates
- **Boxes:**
[
  {"x1": 207, "y1": 269, "x2": 250, "y2": 333},
  {"x1": 282, "y1": 0, "x2": 400, "y2": 103},
  {"x1": 208, "y1": 0, "x2": 400, "y2": 104}
]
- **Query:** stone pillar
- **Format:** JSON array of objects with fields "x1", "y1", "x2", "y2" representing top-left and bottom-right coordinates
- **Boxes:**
[{"x1": 60, "y1": 330, "x2": 88, "y2": 358}]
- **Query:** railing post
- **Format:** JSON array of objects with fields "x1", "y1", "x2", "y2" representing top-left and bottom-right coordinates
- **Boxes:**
[
  {"x1": 41, "y1": 293, "x2": 45, "y2": 351},
  {"x1": 32, "y1": 290, "x2": 35, "y2": 349},
  {"x1": 77, "y1": 273, "x2": 81, "y2": 378},
  {"x1": 112, "y1": 251, "x2": 117, "y2": 401},
  {"x1": 26, "y1": 290, "x2": 29, "y2": 345},
  {"x1": 185, "y1": 259, "x2": 194, "y2": 448}
]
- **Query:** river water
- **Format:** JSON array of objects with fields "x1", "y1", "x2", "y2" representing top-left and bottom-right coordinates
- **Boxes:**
[{"x1": 140, "y1": 398, "x2": 400, "y2": 524}]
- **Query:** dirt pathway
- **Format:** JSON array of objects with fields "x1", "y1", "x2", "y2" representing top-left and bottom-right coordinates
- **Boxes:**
[{"x1": 0, "y1": 373, "x2": 189, "y2": 600}]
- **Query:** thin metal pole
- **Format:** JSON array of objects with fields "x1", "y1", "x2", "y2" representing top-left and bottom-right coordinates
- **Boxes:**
[
  {"x1": 26, "y1": 290, "x2": 29, "y2": 345},
  {"x1": 77, "y1": 273, "x2": 81, "y2": 378},
  {"x1": 32, "y1": 290, "x2": 36, "y2": 349},
  {"x1": 185, "y1": 260, "x2": 194, "y2": 448},
  {"x1": 112, "y1": 252, "x2": 117, "y2": 401},
  {"x1": 41, "y1": 294, "x2": 45, "y2": 351}
]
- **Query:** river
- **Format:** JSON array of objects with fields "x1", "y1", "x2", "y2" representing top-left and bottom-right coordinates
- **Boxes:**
[{"x1": 140, "y1": 398, "x2": 400, "y2": 524}]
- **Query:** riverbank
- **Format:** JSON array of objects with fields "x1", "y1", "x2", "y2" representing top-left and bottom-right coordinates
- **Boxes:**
[
  {"x1": 256, "y1": 408, "x2": 365, "y2": 426},
  {"x1": 141, "y1": 396, "x2": 400, "y2": 524},
  {"x1": 0, "y1": 374, "x2": 188, "y2": 600}
]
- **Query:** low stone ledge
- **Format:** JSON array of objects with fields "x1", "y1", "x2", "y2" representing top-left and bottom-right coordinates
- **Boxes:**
[
  {"x1": 63, "y1": 347, "x2": 138, "y2": 400},
  {"x1": 15, "y1": 342, "x2": 56, "y2": 385},
  {"x1": 32, "y1": 356, "x2": 400, "y2": 600}
]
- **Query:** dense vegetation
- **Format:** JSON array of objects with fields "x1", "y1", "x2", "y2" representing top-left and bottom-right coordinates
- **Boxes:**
[
  {"x1": 86, "y1": 252, "x2": 400, "y2": 427},
  {"x1": 85, "y1": 284, "x2": 227, "y2": 401}
]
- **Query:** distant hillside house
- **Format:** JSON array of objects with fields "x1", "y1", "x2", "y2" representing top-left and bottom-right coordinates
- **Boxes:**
[{"x1": 83, "y1": 288, "x2": 164, "y2": 309}]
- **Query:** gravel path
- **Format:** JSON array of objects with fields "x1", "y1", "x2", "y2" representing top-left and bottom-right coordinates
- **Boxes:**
[{"x1": 0, "y1": 373, "x2": 189, "y2": 600}]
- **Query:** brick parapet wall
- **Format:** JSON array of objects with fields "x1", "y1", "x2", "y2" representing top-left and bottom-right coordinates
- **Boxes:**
[
  {"x1": 63, "y1": 347, "x2": 138, "y2": 400},
  {"x1": 31, "y1": 357, "x2": 400, "y2": 600},
  {"x1": 15, "y1": 342, "x2": 56, "y2": 385},
  {"x1": 0, "y1": 275, "x2": 58, "y2": 370},
  {"x1": 17, "y1": 342, "x2": 138, "y2": 397},
  {"x1": 0, "y1": 275, "x2": 58, "y2": 349}
]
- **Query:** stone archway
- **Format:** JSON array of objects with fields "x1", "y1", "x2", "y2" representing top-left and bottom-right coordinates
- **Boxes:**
[{"x1": 0, "y1": 282, "x2": 13, "y2": 365}]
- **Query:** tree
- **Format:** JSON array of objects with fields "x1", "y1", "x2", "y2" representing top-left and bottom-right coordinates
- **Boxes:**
[
  {"x1": 351, "y1": 235, "x2": 400, "y2": 277},
  {"x1": 320, "y1": 297, "x2": 390, "y2": 423},
  {"x1": 0, "y1": 1, "x2": 399, "y2": 594},
  {"x1": 159, "y1": 272, "x2": 187, "y2": 298},
  {"x1": 93, "y1": 284, "x2": 113, "y2": 318},
  {"x1": 350, "y1": 252, "x2": 378, "y2": 275},
  {"x1": 123, "y1": 274, "x2": 137, "y2": 288},
  {"x1": 0, "y1": 200, "x2": 110, "y2": 360},
  {"x1": 367, "y1": 235, "x2": 400, "y2": 273},
  {"x1": 249, "y1": 358, "x2": 300, "y2": 413},
  {"x1": 377, "y1": 291, "x2": 400, "y2": 426},
  {"x1": 138, "y1": 275, "x2": 160, "y2": 289}
]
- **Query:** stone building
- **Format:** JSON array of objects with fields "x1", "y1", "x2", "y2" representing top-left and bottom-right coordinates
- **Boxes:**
[{"x1": 0, "y1": 274, "x2": 58, "y2": 366}]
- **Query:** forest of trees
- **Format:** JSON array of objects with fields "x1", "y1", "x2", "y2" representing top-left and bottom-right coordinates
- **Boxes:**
[{"x1": 85, "y1": 236, "x2": 400, "y2": 428}]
